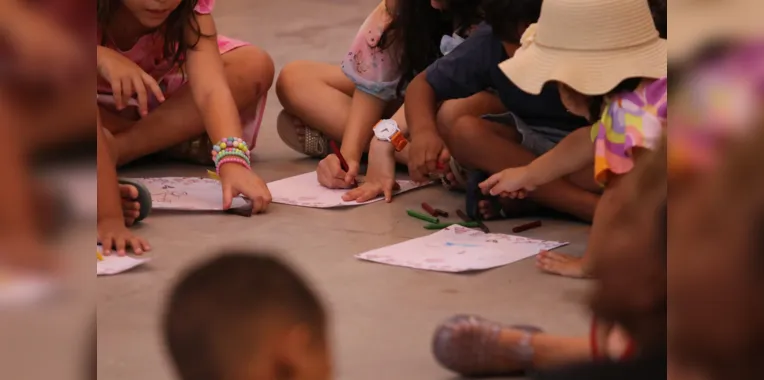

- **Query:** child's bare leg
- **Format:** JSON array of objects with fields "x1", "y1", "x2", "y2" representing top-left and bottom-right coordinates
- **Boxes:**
[
  {"x1": 111, "y1": 46, "x2": 274, "y2": 165},
  {"x1": 537, "y1": 165, "x2": 635, "y2": 278},
  {"x1": 436, "y1": 92, "x2": 506, "y2": 186},
  {"x1": 445, "y1": 115, "x2": 599, "y2": 221},
  {"x1": 276, "y1": 61, "x2": 355, "y2": 142}
]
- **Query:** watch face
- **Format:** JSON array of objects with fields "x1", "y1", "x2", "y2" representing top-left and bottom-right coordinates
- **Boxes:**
[{"x1": 374, "y1": 120, "x2": 398, "y2": 140}]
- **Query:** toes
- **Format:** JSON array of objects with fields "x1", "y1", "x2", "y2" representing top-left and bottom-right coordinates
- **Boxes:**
[
  {"x1": 545, "y1": 251, "x2": 575, "y2": 263},
  {"x1": 119, "y1": 184, "x2": 138, "y2": 200}
]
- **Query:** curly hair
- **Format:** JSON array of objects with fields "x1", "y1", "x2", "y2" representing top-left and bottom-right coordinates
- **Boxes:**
[
  {"x1": 97, "y1": 0, "x2": 205, "y2": 69},
  {"x1": 378, "y1": 0, "x2": 483, "y2": 96}
]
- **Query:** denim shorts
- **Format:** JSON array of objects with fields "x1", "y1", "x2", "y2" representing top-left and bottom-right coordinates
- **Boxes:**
[{"x1": 482, "y1": 111, "x2": 570, "y2": 156}]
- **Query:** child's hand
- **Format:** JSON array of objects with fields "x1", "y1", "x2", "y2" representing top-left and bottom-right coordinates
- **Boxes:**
[
  {"x1": 408, "y1": 130, "x2": 449, "y2": 182},
  {"x1": 98, "y1": 217, "x2": 151, "y2": 256},
  {"x1": 218, "y1": 164, "x2": 272, "y2": 214},
  {"x1": 96, "y1": 47, "x2": 165, "y2": 116},
  {"x1": 342, "y1": 139, "x2": 398, "y2": 202},
  {"x1": 479, "y1": 167, "x2": 538, "y2": 198},
  {"x1": 317, "y1": 154, "x2": 359, "y2": 189}
]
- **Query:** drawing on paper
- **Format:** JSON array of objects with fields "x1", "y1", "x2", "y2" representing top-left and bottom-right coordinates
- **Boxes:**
[
  {"x1": 356, "y1": 226, "x2": 568, "y2": 273},
  {"x1": 132, "y1": 177, "x2": 248, "y2": 211},
  {"x1": 266, "y1": 171, "x2": 431, "y2": 209}
]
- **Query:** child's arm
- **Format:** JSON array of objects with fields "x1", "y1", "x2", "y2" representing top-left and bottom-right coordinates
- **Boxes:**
[
  {"x1": 97, "y1": 110, "x2": 150, "y2": 255},
  {"x1": 338, "y1": 89, "x2": 387, "y2": 174},
  {"x1": 184, "y1": 14, "x2": 242, "y2": 144},
  {"x1": 480, "y1": 127, "x2": 594, "y2": 196},
  {"x1": 184, "y1": 13, "x2": 271, "y2": 212},
  {"x1": 525, "y1": 126, "x2": 595, "y2": 184}
]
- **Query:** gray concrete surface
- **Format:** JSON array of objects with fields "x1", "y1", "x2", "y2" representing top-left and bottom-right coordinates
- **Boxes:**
[{"x1": 97, "y1": 1, "x2": 594, "y2": 379}]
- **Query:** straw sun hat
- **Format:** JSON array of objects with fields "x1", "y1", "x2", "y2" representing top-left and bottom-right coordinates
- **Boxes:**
[{"x1": 498, "y1": 0, "x2": 666, "y2": 96}]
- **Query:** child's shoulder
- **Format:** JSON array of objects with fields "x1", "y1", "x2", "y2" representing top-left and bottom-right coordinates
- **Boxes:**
[{"x1": 608, "y1": 77, "x2": 667, "y2": 118}]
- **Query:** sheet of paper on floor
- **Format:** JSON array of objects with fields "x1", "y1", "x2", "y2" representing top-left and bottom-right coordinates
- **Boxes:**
[
  {"x1": 355, "y1": 226, "x2": 568, "y2": 273},
  {"x1": 267, "y1": 171, "x2": 430, "y2": 208},
  {"x1": 134, "y1": 177, "x2": 248, "y2": 211},
  {"x1": 97, "y1": 245, "x2": 150, "y2": 276}
]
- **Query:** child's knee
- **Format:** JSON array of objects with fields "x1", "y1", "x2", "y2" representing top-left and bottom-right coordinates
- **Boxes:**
[
  {"x1": 226, "y1": 46, "x2": 275, "y2": 96},
  {"x1": 448, "y1": 115, "x2": 486, "y2": 144},
  {"x1": 436, "y1": 99, "x2": 463, "y2": 136}
]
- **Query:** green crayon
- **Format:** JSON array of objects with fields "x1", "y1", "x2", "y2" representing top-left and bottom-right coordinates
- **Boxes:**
[
  {"x1": 407, "y1": 209, "x2": 439, "y2": 224},
  {"x1": 423, "y1": 221, "x2": 480, "y2": 230}
]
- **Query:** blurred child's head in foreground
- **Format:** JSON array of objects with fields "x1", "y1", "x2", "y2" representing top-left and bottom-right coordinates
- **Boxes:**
[{"x1": 163, "y1": 252, "x2": 331, "y2": 380}]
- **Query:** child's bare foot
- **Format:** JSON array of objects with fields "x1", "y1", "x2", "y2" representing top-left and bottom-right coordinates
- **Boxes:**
[
  {"x1": 477, "y1": 197, "x2": 541, "y2": 220},
  {"x1": 119, "y1": 184, "x2": 141, "y2": 226},
  {"x1": 535, "y1": 250, "x2": 593, "y2": 278},
  {"x1": 432, "y1": 314, "x2": 541, "y2": 376}
]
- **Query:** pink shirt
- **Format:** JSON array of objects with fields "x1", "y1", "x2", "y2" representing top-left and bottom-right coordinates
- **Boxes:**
[{"x1": 96, "y1": 0, "x2": 215, "y2": 94}]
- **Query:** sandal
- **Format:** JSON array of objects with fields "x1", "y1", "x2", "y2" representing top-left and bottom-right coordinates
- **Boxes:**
[
  {"x1": 432, "y1": 314, "x2": 542, "y2": 377},
  {"x1": 277, "y1": 110, "x2": 331, "y2": 158},
  {"x1": 590, "y1": 318, "x2": 637, "y2": 362},
  {"x1": 161, "y1": 135, "x2": 215, "y2": 165},
  {"x1": 439, "y1": 157, "x2": 468, "y2": 191},
  {"x1": 118, "y1": 178, "x2": 152, "y2": 223}
]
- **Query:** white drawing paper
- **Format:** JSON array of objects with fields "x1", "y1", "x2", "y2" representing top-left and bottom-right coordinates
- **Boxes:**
[
  {"x1": 355, "y1": 226, "x2": 568, "y2": 273},
  {"x1": 134, "y1": 177, "x2": 248, "y2": 211},
  {"x1": 97, "y1": 246, "x2": 150, "y2": 276},
  {"x1": 267, "y1": 171, "x2": 430, "y2": 208}
]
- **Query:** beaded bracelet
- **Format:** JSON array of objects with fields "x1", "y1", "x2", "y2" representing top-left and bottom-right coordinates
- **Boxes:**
[
  {"x1": 214, "y1": 149, "x2": 251, "y2": 165},
  {"x1": 215, "y1": 156, "x2": 251, "y2": 176},
  {"x1": 211, "y1": 137, "x2": 251, "y2": 168}
]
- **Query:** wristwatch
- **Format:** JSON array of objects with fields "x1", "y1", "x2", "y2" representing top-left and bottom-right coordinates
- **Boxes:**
[{"x1": 373, "y1": 119, "x2": 408, "y2": 152}]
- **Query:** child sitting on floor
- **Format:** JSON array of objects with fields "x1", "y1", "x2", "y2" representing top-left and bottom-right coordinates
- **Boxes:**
[
  {"x1": 479, "y1": 0, "x2": 666, "y2": 278},
  {"x1": 163, "y1": 252, "x2": 332, "y2": 380},
  {"x1": 97, "y1": 0, "x2": 272, "y2": 214},
  {"x1": 277, "y1": 0, "x2": 500, "y2": 191},
  {"x1": 402, "y1": 0, "x2": 600, "y2": 222}
]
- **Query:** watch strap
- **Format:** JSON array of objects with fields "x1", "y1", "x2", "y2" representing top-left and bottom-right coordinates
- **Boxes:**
[{"x1": 390, "y1": 131, "x2": 408, "y2": 152}]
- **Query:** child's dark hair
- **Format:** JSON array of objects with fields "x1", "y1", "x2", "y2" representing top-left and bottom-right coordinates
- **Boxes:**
[
  {"x1": 379, "y1": 0, "x2": 483, "y2": 96},
  {"x1": 587, "y1": 77, "x2": 644, "y2": 121},
  {"x1": 483, "y1": 0, "x2": 542, "y2": 43},
  {"x1": 97, "y1": 0, "x2": 205, "y2": 69},
  {"x1": 163, "y1": 252, "x2": 326, "y2": 380}
]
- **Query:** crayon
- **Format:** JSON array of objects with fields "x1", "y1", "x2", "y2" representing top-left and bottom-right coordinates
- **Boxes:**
[
  {"x1": 407, "y1": 209, "x2": 439, "y2": 224},
  {"x1": 97, "y1": 250, "x2": 104, "y2": 261},
  {"x1": 512, "y1": 220, "x2": 542, "y2": 233},
  {"x1": 330, "y1": 141, "x2": 357, "y2": 187},
  {"x1": 423, "y1": 221, "x2": 480, "y2": 230},
  {"x1": 434, "y1": 208, "x2": 449, "y2": 217},
  {"x1": 456, "y1": 209, "x2": 490, "y2": 233},
  {"x1": 421, "y1": 202, "x2": 438, "y2": 217}
]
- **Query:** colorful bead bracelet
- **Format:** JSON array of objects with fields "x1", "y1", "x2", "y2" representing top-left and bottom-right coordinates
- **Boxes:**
[
  {"x1": 211, "y1": 137, "x2": 251, "y2": 170},
  {"x1": 215, "y1": 156, "x2": 251, "y2": 176}
]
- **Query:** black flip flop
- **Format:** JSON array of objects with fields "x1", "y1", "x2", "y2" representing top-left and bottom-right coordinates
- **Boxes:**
[{"x1": 118, "y1": 178, "x2": 152, "y2": 223}]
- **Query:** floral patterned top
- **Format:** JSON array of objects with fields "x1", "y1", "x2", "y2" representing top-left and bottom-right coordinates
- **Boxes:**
[
  {"x1": 592, "y1": 77, "x2": 668, "y2": 185},
  {"x1": 340, "y1": 1, "x2": 470, "y2": 101}
]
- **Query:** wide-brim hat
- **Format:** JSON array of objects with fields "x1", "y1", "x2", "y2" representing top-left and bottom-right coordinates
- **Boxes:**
[
  {"x1": 669, "y1": 0, "x2": 762, "y2": 62},
  {"x1": 498, "y1": 0, "x2": 666, "y2": 96}
]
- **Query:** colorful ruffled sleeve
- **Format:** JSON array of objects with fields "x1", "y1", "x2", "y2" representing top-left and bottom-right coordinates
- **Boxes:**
[
  {"x1": 340, "y1": 1, "x2": 400, "y2": 101},
  {"x1": 591, "y1": 77, "x2": 668, "y2": 185}
]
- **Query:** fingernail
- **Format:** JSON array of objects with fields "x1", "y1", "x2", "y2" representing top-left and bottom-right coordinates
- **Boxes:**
[{"x1": 118, "y1": 250, "x2": 126, "y2": 256}]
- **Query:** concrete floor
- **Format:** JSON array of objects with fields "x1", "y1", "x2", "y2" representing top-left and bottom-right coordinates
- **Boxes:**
[{"x1": 97, "y1": 1, "x2": 594, "y2": 379}]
